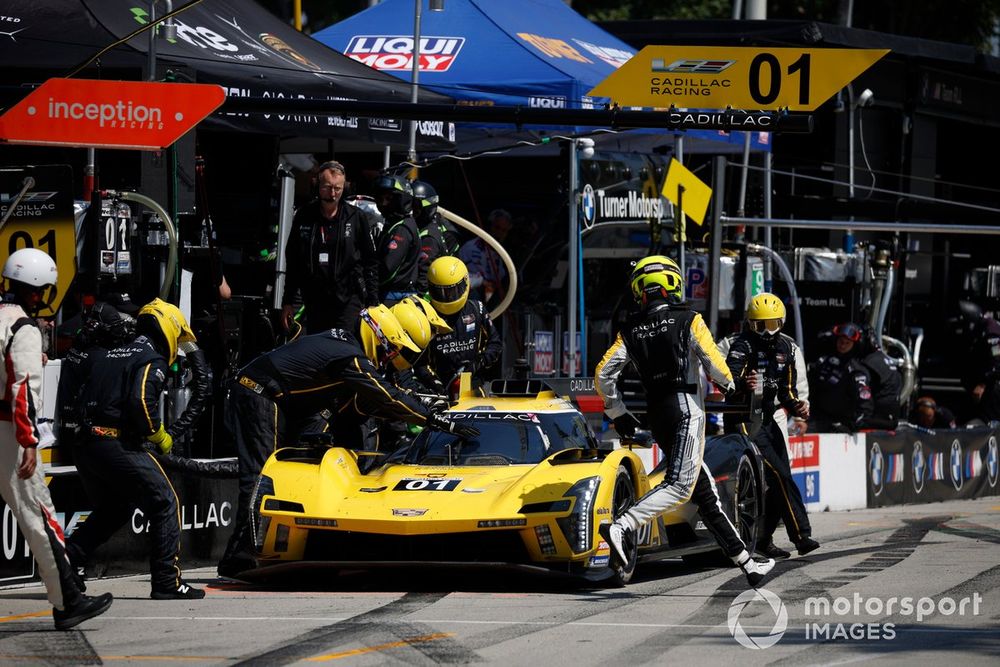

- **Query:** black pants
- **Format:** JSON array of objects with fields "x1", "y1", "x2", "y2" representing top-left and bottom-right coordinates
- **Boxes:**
[
  {"x1": 221, "y1": 384, "x2": 286, "y2": 566},
  {"x1": 690, "y1": 462, "x2": 746, "y2": 557},
  {"x1": 754, "y1": 418, "x2": 812, "y2": 544},
  {"x1": 67, "y1": 437, "x2": 182, "y2": 593}
]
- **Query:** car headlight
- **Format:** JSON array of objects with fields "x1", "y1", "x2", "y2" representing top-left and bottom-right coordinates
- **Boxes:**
[
  {"x1": 251, "y1": 474, "x2": 275, "y2": 552},
  {"x1": 556, "y1": 476, "x2": 600, "y2": 553}
]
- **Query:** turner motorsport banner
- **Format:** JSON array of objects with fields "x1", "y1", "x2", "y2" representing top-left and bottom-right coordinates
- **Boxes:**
[{"x1": 866, "y1": 427, "x2": 1000, "y2": 507}]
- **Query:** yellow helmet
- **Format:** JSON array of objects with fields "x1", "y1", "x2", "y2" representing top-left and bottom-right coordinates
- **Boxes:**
[
  {"x1": 746, "y1": 292, "x2": 786, "y2": 336},
  {"x1": 390, "y1": 298, "x2": 439, "y2": 370},
  {"x1": 630, "y1": 255, "x2": 684, "y2": 305},
  {"x1": 358, "y1": 304, "x2": 421, "y2": 371},
  {"x1": 400, "y1": 295, "x2": 452, "y2": 335},
  {"x1": 136, "y1": 298, "x2": 196, "y2": 365},
  {"x1": 428, "y1": 256, "x2": 470, "y2": 315}
]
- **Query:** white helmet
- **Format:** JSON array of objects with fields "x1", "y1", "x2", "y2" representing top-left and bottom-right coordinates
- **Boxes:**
[{"x1": 3, "y1": 248, "x2": 57, "y2": 287}]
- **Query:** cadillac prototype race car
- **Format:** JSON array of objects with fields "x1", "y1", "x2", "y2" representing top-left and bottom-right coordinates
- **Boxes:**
[{"x1": 251, "y1": 377, "x2": 765, "y2": 585}]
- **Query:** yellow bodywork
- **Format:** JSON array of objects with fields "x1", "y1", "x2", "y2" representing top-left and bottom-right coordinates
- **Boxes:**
[{"x1": 255, "y1": 377, "x2": 693, "y2": 571}]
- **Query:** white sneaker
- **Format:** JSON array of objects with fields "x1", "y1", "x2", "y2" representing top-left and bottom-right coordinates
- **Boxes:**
[
  {"x1": 735, "y1": 551, "x2": 775, "y2": 587},
  {"x1": 599, "y1": 522, "x2": 630, "y2": 568}
]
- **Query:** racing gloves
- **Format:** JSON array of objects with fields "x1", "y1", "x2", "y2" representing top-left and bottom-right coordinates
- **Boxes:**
[
  {"x1": 612, "y1": 412, "x2": 641, "y2": 438},
  {"x1": 427, "y1": 412, "x2": 480, "y2": 439},
  {"x1": 147, "y1": 425, "x2": 173, "y2": 455}
]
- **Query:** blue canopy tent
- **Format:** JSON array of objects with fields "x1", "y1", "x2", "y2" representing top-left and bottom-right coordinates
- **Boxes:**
[{"x1": 312, "y1": 0, "x2": 768, "y2": 153}]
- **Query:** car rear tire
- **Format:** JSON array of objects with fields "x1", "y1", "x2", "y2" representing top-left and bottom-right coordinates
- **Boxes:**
[
  {"x1": 734, "y1": 452, "x2": 762, "y2": 555},
  {"x1": 608, "y1": 465, "x2": 637, "y2": 587}
]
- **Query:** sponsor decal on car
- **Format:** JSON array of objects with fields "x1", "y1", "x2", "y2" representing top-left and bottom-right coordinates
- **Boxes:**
[{"x1": 391, "y1": 508, "x2": 429, "y2": 517}]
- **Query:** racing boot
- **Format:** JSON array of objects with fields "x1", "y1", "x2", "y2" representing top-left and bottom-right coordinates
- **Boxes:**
[
  {"x1": 795, "y1": 536, "x2": 820, "y2": 556},
  {"x1": 757, "y1": 541, "x2": 791, "y2": 559},
  {"x1": 599, "y1": 521, "x2": 633, "y2": 571},
  {"x1": 734, "y1": 550, "x2": 775, "y2": 587},
  {"x1": 151, "y1": 581, "x2": 206, "y2": 600},
  {"x1": 53, "y1": 592, "x2": 113, "y2": 631}
]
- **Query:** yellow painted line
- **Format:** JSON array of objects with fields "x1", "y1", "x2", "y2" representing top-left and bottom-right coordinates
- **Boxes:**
[
  {"x1": 0, "y1": 610, "x2": 51, "y2": 623},
  {"x1": 991, "y1": 505, "x2": 1000, "y2": 511},
  {"x1": 305, "y1": 632, "x2": 455, "y2": 662}
]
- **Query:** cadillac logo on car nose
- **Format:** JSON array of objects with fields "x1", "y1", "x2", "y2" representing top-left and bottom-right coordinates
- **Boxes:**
[{"x1": 392, "y1": 508, "x2": 428, "y2": 517}]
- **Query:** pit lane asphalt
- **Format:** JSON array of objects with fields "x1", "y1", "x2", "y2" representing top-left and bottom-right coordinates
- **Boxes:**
[{"x1": 1, "y1": 497, "x2": 998, "y2": 665}]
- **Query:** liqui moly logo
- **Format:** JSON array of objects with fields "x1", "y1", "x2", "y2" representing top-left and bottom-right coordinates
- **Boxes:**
[{"x1": 345, "y1": 35, "x2": 465, "y2": 72}]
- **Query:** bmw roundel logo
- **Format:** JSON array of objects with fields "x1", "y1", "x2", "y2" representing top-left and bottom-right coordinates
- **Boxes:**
[
  {"x1": 581, "y1": 183, "x2": 596, "y2": 228},
  {"x1": 950, "y1": 439, "x2": 964, "y2": 491},
  {"x1": 912, "y1": 441, "x2": 925, "y2": 494},
  {"x1": 987, "y1": 436, "x2": 999, "y2": 488},
  {"x1": 870, "y1": 442, "x2": 884, "y2": 497}
]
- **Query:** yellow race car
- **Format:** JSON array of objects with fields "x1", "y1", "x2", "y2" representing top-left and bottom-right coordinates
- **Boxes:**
[{"x1": 250, "y1": 377, "x2": 764, "y2": 585}]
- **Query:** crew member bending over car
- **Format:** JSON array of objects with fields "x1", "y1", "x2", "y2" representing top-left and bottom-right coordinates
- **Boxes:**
[
  {"x1": 724, "y1": 293, "x2": 818, "y2": 560},
  {"x1": 595, "y1": 255, "x2": 774, "y2": 587},
  {"x1": 219, "y1": 304, "x2": 477, "y2": 578}
]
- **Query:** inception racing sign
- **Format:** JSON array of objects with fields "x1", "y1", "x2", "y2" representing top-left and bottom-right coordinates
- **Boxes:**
[
  {"x1": 0, "y1": 78, "x2": 225, "y2": 150},
  {"x1": 345, "y1": 35, "x2": 466, "y2": 72}
]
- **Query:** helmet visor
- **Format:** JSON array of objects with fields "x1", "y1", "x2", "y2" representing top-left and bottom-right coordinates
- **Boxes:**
[
  {"x1": 430, "y1": 276, "x2": 468, "y2": 305},
  {"x1": 749, "y1": 318, "x2": 783, "y2": 334},
  {"x1": 833, "y1": 323, "x2": 862, "y2": 342}
]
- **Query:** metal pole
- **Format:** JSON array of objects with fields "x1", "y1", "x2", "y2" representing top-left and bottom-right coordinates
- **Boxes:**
[
  {"x1": 407, "y1": 0, "x2": 422, "y2": 163},
  {"x1": 294, "y1": 0, "x2": 302, "y2": 30},
  {"x1": 146, "y1": 1, "x2": 157, "y2": 81},
  {"x1": 676, "y1": 134, "x2": 685, "y2": 280},
  {"x1": 708, "y1": 156, "x2": 726, "y2": 333},
  {"x1": 763, "y1": 150, "x2": 773, "y2": 289},
  {"x1": 568, "y1": 139, "x2": 578, "y2": 378},
  {"x1": 846, "y1": 84, "x2": 856, "y2": 252},
  {"x1": 721, "y1": 215, "x2": 1000, "y2": 235},
  {"x1": 383, "y1": 145, "x2": 391, "y2": 170}
]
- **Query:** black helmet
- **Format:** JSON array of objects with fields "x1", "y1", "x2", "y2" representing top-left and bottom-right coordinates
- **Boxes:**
[
  {"x1": 374, "y1": 174, "x2": 413, "y2": 218},
  {"x1": 79, "y1": 301, "x2": 136, "y2": 349},
  {"x1": 411, "y1": 180, "x2": 439, "y2": 224}
]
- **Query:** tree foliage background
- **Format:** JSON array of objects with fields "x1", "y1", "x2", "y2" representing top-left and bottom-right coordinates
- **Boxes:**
[{"x1": 261, "y1": 0, "x2": 1000, "y2": 53}]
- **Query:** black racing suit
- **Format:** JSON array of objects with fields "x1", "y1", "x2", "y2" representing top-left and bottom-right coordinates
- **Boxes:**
[
  {"x1": 418, "y1": 213, "x2": 457, "y2": 270},
  {"x1": 808, "y1": 353, "x2": 873, "y2": 431},
  {"x1": 596, "y1": 304, "x2": 745, "y2": 557},
  {"x1": 220, "y1": 328, "x2": 432, "y2": 571},
  {"x1": 422, "y1": 299, "x2": 502, "y2": 389},
  {"x1": 859, "y1": 349, "x2": 902, "y2": 429},
  {"x1": 283, "y1": 199, "x2": 379, "y2": 332},
  {"x1": 378, "y1": 214, "x2": 424, "y2": 305},
  {"x1": 67, "y1": 336, "x2": 186, "y2": 595},
  {"x1": 725, "y1": 332, "x2": 812, "y2": 546},
  {"x1": 56, "y1": 345, "x2": 107, "y2": 451},
  {"x1": 963, "y1": 316, "x2": 1000, "y2": 423}
]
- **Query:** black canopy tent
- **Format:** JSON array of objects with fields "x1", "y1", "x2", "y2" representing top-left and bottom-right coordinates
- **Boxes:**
[{"x1": 0, "y1": 0, "x2": 455, "y2": 150}]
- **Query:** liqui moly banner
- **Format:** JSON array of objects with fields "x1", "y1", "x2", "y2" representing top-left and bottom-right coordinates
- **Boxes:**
[{"x1": 344, "y1": 35, "x2": 466, "y2": 72}]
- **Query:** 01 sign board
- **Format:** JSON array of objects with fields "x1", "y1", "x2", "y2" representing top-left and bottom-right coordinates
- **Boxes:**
[
  {"x1": 588, "y1": 46, "x2": 888, "y2": 112},
  {"x1": 0, "y1": 79, "x2": 226, "y2": 150}
]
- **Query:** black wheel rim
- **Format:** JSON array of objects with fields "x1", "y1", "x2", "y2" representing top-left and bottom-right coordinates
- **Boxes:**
[
  {"x1": 612, "y1": 472, "x2": 635, "y2": 518},
  {"x1": 736, "y1": 457, "x2": 759, "y2": 549}
]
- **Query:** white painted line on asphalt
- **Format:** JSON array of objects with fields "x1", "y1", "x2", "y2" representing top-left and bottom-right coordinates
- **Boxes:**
[{"x1": 61, "y1": 617, "x2": 1000, "y2": 635}]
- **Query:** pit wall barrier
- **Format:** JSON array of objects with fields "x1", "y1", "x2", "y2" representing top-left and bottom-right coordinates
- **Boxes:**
[
  {"x1": 0, "y1": 467, "x2": 236, "y2": 589},
  {"x1": 864, "y1": 426, "x2": 1000, "y2": 507}
]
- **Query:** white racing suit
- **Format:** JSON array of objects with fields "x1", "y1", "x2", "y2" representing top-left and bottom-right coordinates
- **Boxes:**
[
  {"x1": 596, "y1": 304, "x2": 737, "y2": 538},
  {"x1": 0, "y1": 298, "x2": 80, "y2": 609}
]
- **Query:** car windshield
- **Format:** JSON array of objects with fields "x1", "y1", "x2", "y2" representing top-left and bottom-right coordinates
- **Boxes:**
[{"x1": 390, "y1": 411, "x2": 598, "y2": 466}]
